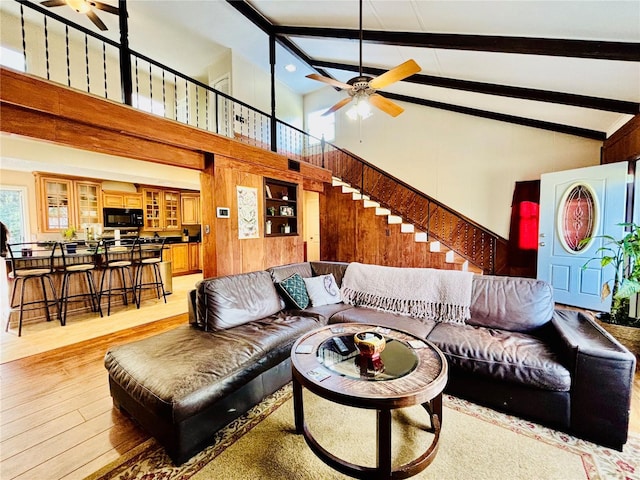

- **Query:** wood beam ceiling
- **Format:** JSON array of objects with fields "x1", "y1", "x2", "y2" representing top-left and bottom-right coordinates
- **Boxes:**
[
  {"x1": 275, "y1": 26, "x2": 640, "y2": 62},
  {"x1": 227, "y1": 1, "x2": 635, "y2": 139},
  {"x1": 313, "y1": 60, "x2": 640, "y2": 114}
]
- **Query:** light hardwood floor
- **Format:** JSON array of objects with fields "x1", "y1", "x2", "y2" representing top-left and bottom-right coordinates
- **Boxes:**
[{"x1": 1, "y1": 309, "x2": 638, "y2": 479}]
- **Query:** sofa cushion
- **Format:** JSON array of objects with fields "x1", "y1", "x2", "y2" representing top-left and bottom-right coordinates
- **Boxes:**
[
  {"x1": 277, "y1": 273, "x2": 310, "y2": 309},
  {"x1": 105, "y1": 315, "x2": 323, "y2": 423},
  {"x1": 468, "y1": 275, "x2": 554, "y2": 332},
  {"x1": 310, "y1": 261, "x2": 349, "y2": 288},
  {"x1": 330, "y1": 306, "x2": 437, "y2": 339},
  {"x1": 267, "y1": 262, "x2": 313, "y2": 283},
  {"x1": 304, "y1": 274, "x2": 341, "y2": 306},
  {"x1": 295, "y1": 303, "x2": 354, "y2": 323},
  {"x1": 427, "y1": 322, "x2": 571, "y2": 392},
  {"x1": 196, "y1": 271, "x2": 282, "y2": 331}
]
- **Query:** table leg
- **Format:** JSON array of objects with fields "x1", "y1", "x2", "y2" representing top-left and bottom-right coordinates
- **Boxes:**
[
  {"x1": 377, "y1": 409, "x2": 392, "y2": 478},
  {"x1": 431, "y1": 393, "x2": 443, "y2": 427},
  {"x1": 293, "y1": 377, "x2": 304, "y2": 434}
]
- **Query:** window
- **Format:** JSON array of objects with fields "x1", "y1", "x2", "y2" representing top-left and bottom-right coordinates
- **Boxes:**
[
  {"x1": 0, "y1": 186, "x2": 29, "y2": 243},
  {"x1": 0, "y1": 46, "x2": 25, "y2": 72},
  {"x1": 307, "y1": 109, "x2": 335, "y2": 146},
  {"x1": 132, "y1": 93, "x2": 165, "y2": 116}
]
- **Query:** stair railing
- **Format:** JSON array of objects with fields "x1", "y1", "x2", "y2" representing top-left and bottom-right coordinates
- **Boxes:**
[{"x1": 6, "y1": 0, "x2": 507, "y2": 274}]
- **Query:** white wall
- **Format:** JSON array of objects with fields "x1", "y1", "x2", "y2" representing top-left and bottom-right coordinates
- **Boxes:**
[
  {"x1": 231, "y1": 53, "x2": 303, "y2": 128},
  {"x1": 305, "y1": 87, "x2": 602, "y2": 239}
]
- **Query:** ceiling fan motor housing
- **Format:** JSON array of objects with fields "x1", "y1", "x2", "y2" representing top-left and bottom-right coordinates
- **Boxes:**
[{"x1": 348, "y1": 76, "x2": 376, "y2": 97}]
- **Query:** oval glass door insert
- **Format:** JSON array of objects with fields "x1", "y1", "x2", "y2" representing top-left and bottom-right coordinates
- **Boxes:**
[{"x1": 557, "y1": 183, "x2": 599, "y2": 253}]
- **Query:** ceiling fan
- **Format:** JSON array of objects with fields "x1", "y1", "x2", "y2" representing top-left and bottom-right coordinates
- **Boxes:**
[
  {"x1": 40, "y1": 0, "x2": 119, "y2": 31},
  {"x1": 306, "y1": 0, "x2": 421, "y2": 118}
]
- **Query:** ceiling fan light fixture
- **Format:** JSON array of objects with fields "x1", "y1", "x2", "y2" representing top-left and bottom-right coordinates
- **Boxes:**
[
  {"x1": 66, "y1": 0, "x2": 91, "y2": 13},
  {"x1": 347, "y1": 95, "x2": 372, "y2": 120}
]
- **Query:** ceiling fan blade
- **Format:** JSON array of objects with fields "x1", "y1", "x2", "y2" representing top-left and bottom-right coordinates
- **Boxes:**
[
  {"x1": 306, "y1": 74, "x2": 353, "y2": 91},
  {"x1": 90, "y1": 1, "x2": 119, "y2": 15},
  {"x1": 369, "y1": 93, "x2": 404, "y2": 117},
  {"x1": 323, "y1": 97, "x2": 353, "y2": 116},
  {"x1": 86, "y1": 10, "x2": 108, "y2": 30},
  {"x1": 40, "y1": 0, "x2": 67, "y2": 7},
  {"x1": 368, "y1": 59, "x2": 421, "y2": 90}
]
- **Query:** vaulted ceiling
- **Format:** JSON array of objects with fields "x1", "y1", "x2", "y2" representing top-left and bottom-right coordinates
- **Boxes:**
[{"x1": 11, "y1": 0, "x2": 640, "y2": 140}]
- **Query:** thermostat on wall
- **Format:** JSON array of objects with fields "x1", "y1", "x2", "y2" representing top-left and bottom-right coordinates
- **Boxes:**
[{"x1": 217, "y1": 207, "x2": 230, "y2": 218}]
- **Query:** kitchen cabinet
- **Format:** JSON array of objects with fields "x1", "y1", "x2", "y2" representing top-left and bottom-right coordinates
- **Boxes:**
[
  {"x1": 103, "y1": 191, "x2": 143, "y2": 209},
  {"x1": 170, "y1": 243, "x2": 189, "y2": 274},
  {"x1": 162, "y1": 243, "x2": 201, "y2": 276},
  {"x1": 181, "y1": 193, "x2": 200, "y2": 225},
  {"x1": 264, "y1": 178, "x2": 298, "y2": 237},
  {"x1": 143, "y1": 189, "x2": 181, "y2": 232},
  {"x1": 35, "y1": 174, "x2": 101, "y2": 233},
  {"x1": 76, "y1": 181, "x2": 102, "y2": 226},
  {"x1": 189, "y1": 242, "x2": 200, "y2": 271}
]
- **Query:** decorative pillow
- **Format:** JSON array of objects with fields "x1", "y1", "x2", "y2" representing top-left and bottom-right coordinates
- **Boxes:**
[
  {"x1": 277, "y1": 273, "x2": 310, "y2": 309},
  {"x1": 303, "y1": 274, "x2": 342, "y2": 307}
]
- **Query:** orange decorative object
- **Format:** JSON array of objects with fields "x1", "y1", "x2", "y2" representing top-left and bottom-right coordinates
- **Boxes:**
[{"x1": 354, "y1": 331, "x2": 386, "y2": 357}]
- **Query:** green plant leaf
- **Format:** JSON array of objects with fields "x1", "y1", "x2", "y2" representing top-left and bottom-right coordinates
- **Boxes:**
[{"x1": 615, "y1": 278, "x2": 640, "y2": 299}]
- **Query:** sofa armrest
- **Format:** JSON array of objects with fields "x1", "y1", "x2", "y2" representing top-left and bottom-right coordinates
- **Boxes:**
[{"x1": 551, "y1": 309, "x2": 636, "y2": 449}]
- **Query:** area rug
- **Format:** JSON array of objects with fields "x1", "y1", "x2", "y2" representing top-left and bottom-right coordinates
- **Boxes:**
[{"x1": 86, "y1": 384, "x2": 639, "y2": 480}]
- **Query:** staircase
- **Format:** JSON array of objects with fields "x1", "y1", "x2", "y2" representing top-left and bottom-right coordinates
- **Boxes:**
[{"x1": 326, "y1": 177, "x2": 484, "y2": 274}]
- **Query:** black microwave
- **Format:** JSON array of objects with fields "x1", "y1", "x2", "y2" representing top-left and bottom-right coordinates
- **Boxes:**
[{"x1": 103, "y1": 208, "x2": 144, "y2": 228}]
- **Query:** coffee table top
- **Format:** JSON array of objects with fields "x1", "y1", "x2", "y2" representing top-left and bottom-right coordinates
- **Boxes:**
[{"x1": 291, "y1": 323, "x2": 448, "y2": 410}]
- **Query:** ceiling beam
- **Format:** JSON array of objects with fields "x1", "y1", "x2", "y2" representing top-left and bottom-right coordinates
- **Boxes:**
[
  {"x1": 275, "y1": 26, "x2": 640, "y2": 62},
  {"x1": 380, "y1": 91, "x2": 606, "y2": 141},
  {"x1": 313, "y1": 60, "x2": 640, "y2": 114},
  {"x1": 225, "y1": 0, "x2": 336, "y2": 81}
]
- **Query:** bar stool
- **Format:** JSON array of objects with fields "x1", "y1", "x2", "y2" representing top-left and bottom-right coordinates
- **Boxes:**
[
  {"x1": 5, "y1": 242, "x2": 60, "y2": 337},
  {"x1": 58, "y1": 241, "x2": 102, "y2": 325},
  {"x1": 98, "y1": 238, "x2": 137, "y2": 316},
  {"x1": 133, "y1": 237, "x2": 167, "y2": 308}
]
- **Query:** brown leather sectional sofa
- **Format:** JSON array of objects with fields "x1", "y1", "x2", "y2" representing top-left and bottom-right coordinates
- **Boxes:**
[{"x1": 104, "y1": 261, "x2": 636, "y2": 464}]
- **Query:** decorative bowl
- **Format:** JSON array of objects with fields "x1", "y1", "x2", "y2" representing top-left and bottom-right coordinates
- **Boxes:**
[{"x1": 353, "y1": 331, "x2": 386, "y2": 357}]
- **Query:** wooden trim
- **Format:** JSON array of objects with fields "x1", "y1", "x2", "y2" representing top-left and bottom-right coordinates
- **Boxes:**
[
  {"x1": 602, "y1": 114, "x2": 640, "y2": 164},
  {"x1": 1, "y1": 103, "x2": 204, "y2": 168}
]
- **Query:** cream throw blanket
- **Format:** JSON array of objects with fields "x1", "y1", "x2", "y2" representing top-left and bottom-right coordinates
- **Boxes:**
[{"x1": 340, "y1": 263, "x2": 474, "y2": 324}]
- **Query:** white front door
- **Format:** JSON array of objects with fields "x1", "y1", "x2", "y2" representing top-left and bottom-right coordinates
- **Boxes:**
[{"x1": 537, "y1": 162, "x2": 628, "y2": 311}]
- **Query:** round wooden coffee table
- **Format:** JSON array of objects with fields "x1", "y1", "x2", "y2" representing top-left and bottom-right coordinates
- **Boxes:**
[{"x1": 291, "y1": 323, "x2": 448, "y2": 479}]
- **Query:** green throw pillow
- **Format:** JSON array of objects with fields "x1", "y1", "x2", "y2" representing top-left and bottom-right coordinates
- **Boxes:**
[{"x1": 277, "y1": 273, "x2": 310, "y2": 309}]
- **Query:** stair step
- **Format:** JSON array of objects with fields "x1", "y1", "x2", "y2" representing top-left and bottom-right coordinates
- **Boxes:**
[
  {"x1": 415, "y1": 232, "x2": 428, "y2": 242},
  {"x1": 387, "y1": 215, "x2": 402, "y2": 224},
  {"x1": 352, "y1": 193, "x2": 370, "y2": 201},
  {"x1": 342, "y1": 186, "x2": 360, "y2": 194},
  {"x1": 401, "y1": 224, "x2": 415, "y2": 233},
  {"x1": 429, "y1": 241, "x2": 441, "y2": 252},
  {"x1": 375, "y1": 207, "x2": 391, "y2": 216},
  {"x1": 363, "y1": 199, "x2": 380, "y2": 208},
  {"x1": 332, "y1": 177, "x2": 350, "y2": 187}
]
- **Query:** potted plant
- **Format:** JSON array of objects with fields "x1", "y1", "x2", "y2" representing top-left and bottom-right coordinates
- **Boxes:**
[{"x1": 581, "y1": 222, "x2": 640, "y2": 326}]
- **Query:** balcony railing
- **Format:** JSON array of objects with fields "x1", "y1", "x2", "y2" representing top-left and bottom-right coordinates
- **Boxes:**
[{"x1": 3, "y1": 0, "x2": 507, "y2": 274}]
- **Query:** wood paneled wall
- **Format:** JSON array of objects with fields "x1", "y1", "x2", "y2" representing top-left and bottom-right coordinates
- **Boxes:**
[
  {"x1": 320, "y1": 184, "x2": 471, "y2": 270},
  {"x1": 201, "y1": 155, "x2": 306, "y2": 278},
  {"x1": 603, "y1": 114, "x2": 640, "y2": 164}
]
